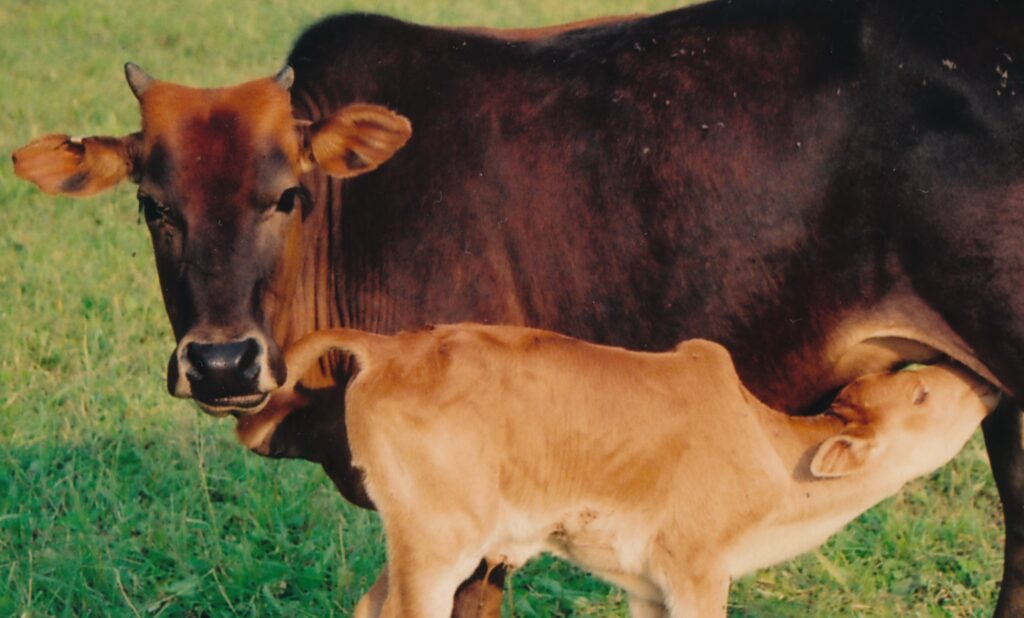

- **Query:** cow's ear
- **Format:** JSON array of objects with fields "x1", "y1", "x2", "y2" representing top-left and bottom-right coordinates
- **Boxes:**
[
  {"x1": 809, "y1": 428, "x2": 876, "y2": 479},
  {"x1": 304, "y1": 104, "x2": 411, "y2": 178},
  {"x1": 13, "y1": 133, "x2": 142, "y2": 197}
]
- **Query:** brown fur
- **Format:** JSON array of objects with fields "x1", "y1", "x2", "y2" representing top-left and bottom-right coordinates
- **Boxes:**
[{"x1": 275, "y1": 324, "x2": 997, "y2": 617}]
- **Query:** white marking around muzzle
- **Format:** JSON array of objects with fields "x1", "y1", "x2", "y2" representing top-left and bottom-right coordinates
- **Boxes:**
[{"x1": 172, "y1": 330, "x2": 282, "y2": 412}]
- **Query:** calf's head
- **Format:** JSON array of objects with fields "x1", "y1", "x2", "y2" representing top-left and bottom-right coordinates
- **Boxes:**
[
  {"x1": 13, "y1": 64, "x2": 411, "y2": 415},
  {"x1": 809, "y1": 364, "x2": 999, "y2": 480}
]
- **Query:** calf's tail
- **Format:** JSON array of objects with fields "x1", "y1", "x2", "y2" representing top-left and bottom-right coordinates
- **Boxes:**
[{"x1": 279, "y1": 328, "x2": 385, "y2": 392}]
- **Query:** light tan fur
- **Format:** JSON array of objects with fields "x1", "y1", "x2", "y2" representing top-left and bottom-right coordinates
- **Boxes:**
[{"x1": 272, "y1": 324, "x2": 1000, "y2": 617}]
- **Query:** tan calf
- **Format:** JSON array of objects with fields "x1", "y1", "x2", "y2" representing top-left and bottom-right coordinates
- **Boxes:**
[{"x1": 270, "y1": 324, "x2": 998, "y2": 618}]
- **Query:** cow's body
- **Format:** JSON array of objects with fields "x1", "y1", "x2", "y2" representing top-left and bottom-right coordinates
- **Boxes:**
[
  {"x1": 15, "y1": 0, "x2": 1024, "y2": 615},
  {"x1": 278, "y1": 0, "x2": 1011, "y2": 408},
  {"x1": 268, "y1": 0, "x2": 1016, "y2": 481},
  {"x1": 273, "y1": 325, "x2": 997, "y2": 617}
]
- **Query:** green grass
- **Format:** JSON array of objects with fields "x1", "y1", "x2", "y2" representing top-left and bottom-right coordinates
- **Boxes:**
[{"x1": 0, "y1": 1, "x2": 1004, "y2": 615}]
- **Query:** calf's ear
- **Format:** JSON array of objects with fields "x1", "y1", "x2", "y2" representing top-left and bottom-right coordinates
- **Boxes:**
[
  {"x1": 303, "y1": 104, "x2": 412, "y2": 178},
  {"x1": 13, "y1": 133, "x2": 142, "y2": 197},
  {"x1": 809, "y1": 428, "x2": 876, "y2": 479}
]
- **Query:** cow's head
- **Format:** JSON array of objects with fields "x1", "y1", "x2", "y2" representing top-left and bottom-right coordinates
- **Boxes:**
[{"x1": 13, "y1": 64, "x2": 411, "y2": 416}]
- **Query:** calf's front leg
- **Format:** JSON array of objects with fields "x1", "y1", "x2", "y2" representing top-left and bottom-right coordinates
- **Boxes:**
[
  {"x1": 376, "y1": 549, "x2": 484, "y2": 618},
  {"x1": 354, "y1": 568, "x2": 389, "y2": 618},
  {"x1": 654, "y1": 552, "x2": 728, "y2": 618}
]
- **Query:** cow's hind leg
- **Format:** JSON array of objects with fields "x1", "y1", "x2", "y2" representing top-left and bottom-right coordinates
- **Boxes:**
[{"x1": 983, "y1": 400, "x2": 1024, "y2": 617}]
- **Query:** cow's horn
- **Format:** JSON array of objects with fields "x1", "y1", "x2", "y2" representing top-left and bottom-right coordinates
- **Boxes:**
[
  {"x1": 274, "y1": 66, "x2": 295, "y2": 91},
  {"x1": 125, "y1": 62, "x2": 154, "y2": 100}
]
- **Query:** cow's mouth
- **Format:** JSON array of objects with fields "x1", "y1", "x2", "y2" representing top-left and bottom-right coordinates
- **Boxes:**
[{"x1": 195, "y1": 392, "x2": 271, "y2": 417}]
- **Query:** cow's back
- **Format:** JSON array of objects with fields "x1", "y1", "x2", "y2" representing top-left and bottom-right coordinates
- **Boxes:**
[{"x1": 285, "y1": 2, "x2": 890, "y2": 411}]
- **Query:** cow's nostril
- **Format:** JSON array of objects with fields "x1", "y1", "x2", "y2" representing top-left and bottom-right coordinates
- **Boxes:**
[
  {"x1": 239, "y1": 338, "x2": 260, "y2": 380},
  {"x1": 186, "y1": 342, "x2": 207, "y2": 377},
  {"x1": 183, "y1": 338, "x2": 264, "y2": 400}
]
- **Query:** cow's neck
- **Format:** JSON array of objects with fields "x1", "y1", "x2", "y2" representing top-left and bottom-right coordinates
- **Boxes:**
[{"x1": 264, "y1": 171, "x2": 346, "y2": 386}]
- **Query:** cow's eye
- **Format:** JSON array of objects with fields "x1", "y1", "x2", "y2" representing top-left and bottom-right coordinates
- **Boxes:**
[
  {"x1": 277, "y1": 186, "x2": 310, "y2": 215},
  {"x1": 138, "y1": 193, "x2": 167, "y2": 224}
]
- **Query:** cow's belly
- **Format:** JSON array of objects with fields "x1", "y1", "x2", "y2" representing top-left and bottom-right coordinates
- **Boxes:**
[{"x1": 758, "y1": 285, "x2": 998, "y2": 413}]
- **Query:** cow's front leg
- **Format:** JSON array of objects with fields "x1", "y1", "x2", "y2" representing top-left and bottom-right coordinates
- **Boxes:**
[
  {"x1": 451, "y1": 560, "x2": 506, "y2": 618},
  {"x1": 983, "y1": 399, "x2": 1024, "y2": 617}
]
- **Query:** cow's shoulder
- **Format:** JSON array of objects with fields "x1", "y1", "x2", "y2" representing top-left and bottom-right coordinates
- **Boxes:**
[{"x1": 291, "y1": 12, "x2": 419, "y2": 53}]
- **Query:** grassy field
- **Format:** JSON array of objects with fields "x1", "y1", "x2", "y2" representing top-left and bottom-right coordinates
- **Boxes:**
[{"x1": 0, "y1": 0, "x2": 1006, "y2": 616}]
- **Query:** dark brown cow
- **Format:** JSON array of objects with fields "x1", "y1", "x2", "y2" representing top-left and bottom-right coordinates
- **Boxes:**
[{"x1": 13, "y1": 0, "x2": 1024, "y2": 615}]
